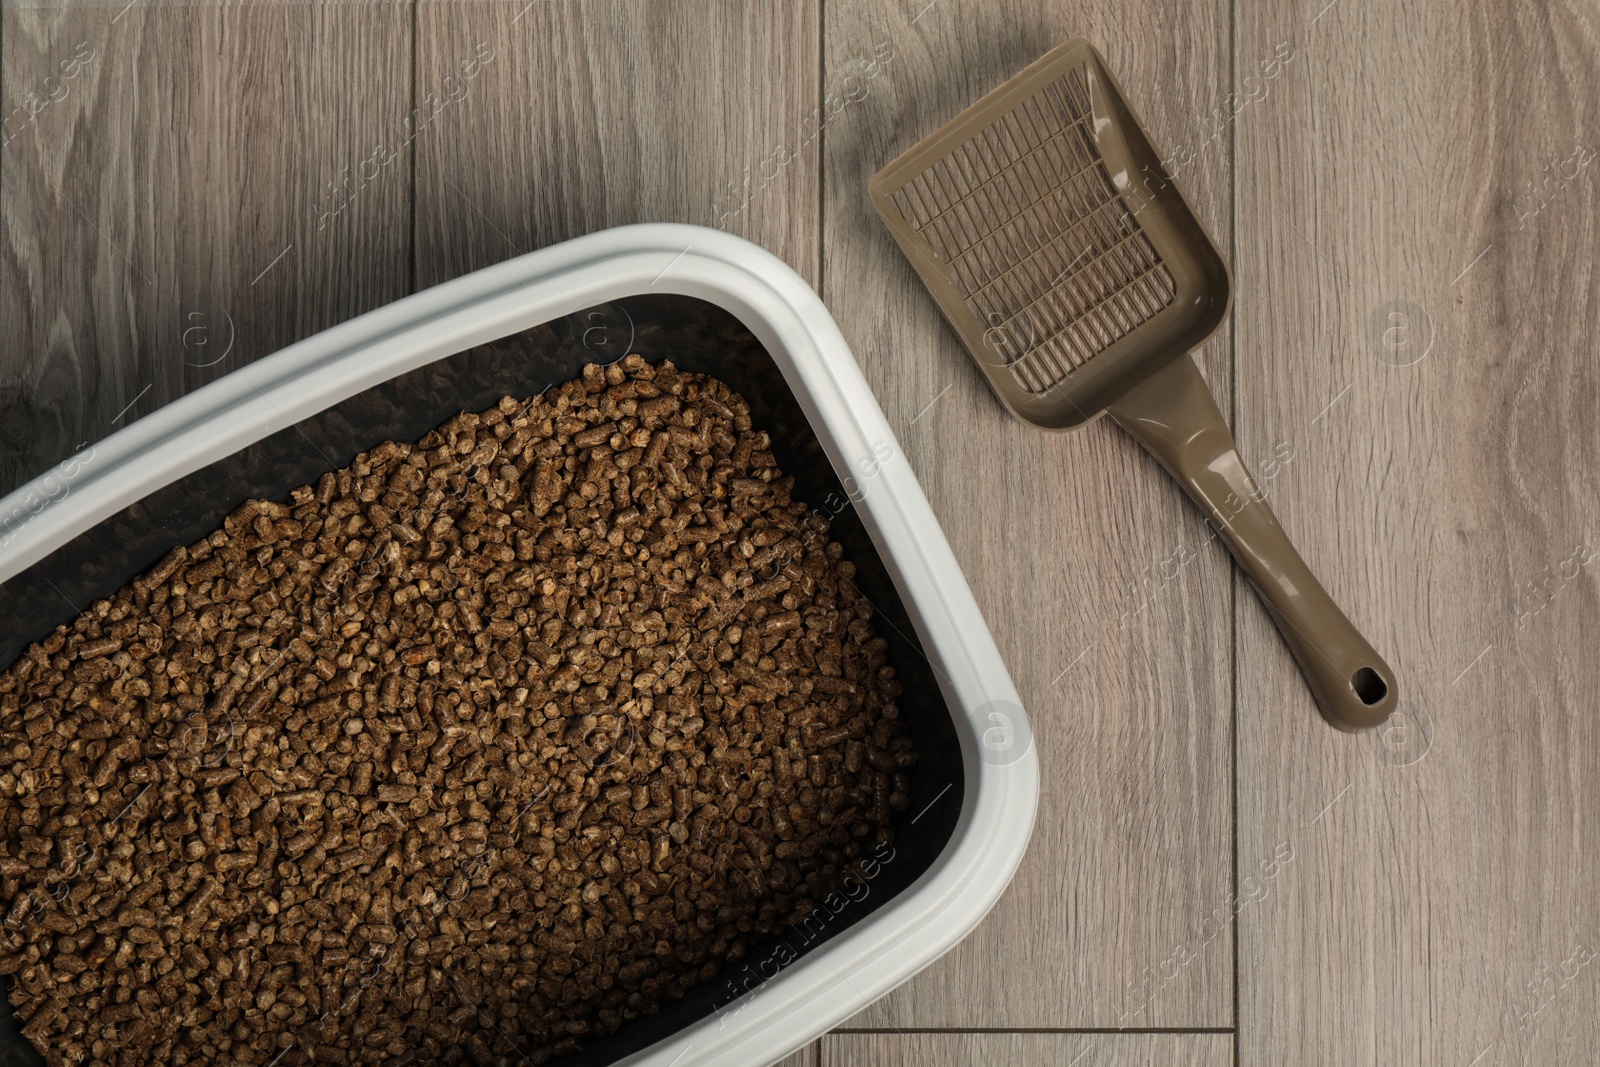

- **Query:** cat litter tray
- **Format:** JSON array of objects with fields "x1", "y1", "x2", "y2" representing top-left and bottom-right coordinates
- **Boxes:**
[{"x1": 0, "y1": 224, "x2": 1038, "y2": 1067}]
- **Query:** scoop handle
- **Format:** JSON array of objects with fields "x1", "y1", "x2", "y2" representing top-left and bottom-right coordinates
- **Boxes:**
[{"x1": 1106, "y1": 356, "x2": 1396, "y2": 731}]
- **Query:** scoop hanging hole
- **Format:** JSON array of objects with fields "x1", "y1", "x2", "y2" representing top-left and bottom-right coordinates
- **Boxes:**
[{"x1": 1351, "y1": 667, "x2": 1388, "y2": 706}]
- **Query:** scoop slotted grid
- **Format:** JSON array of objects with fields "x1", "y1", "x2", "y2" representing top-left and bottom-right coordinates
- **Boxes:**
[{"x1": 887, "y1": 66, "x2": 1177, "y2": 394}]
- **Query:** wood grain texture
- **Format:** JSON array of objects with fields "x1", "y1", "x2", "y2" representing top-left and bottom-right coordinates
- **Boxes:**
[
  {"x1": 1233, "y1": 0, "x2": 1600, "y2": 1064},
  {"x1": 821, "y1": 1032, "x2": 1232, "y2": 1067},
  {"x1": 413, "y1": 0, "x2": 821, "y2": 291},
  {"x1": 773, "y1": 1041, "x2": 818, "y2": 1067},
  {"x1": 822, "y1": 0, "x2": 1235, "y2": 1028},
  {"x1": 0, "y1": 1, "x2": 414, "y2": 497}
]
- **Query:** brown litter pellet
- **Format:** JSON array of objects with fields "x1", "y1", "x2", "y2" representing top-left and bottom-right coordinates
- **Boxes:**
[{"x1": 0, "y1": 355, "x2": 915, "y2": 1066}]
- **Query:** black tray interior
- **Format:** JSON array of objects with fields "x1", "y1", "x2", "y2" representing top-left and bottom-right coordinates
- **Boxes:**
[{"x1": 0, "y1": 295, "x2": 964, "y2": 1066}]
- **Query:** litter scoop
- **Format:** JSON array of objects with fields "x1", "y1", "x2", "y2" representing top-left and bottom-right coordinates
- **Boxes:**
[{"x1": 869, "y1": 38, "x2": 1396, "y2": 730}]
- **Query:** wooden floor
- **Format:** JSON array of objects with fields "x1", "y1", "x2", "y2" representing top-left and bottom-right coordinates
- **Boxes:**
[{"x1": 3, "y1": 0, "x2": 1598, "y2": 1064}]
